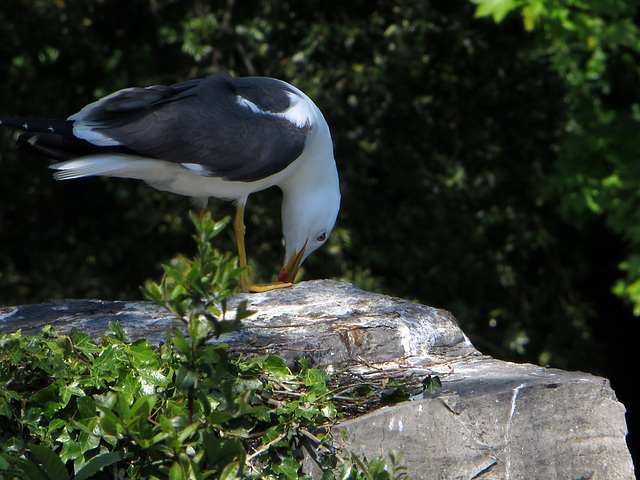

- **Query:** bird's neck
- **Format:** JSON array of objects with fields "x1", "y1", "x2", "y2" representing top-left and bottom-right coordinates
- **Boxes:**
[
  {"x1": 279, "y1": 117, "x2": 338, "y2": 198},
  {"x1": 280, "y1": 159, "x2": 338, "y2": 212}
]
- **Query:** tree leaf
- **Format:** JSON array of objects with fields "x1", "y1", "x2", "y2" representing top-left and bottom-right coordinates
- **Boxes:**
[
  {"x1": 169, "y1": 460, "x2": 184, "y2": 480},
  {"x1": 29, "y1": 444, "x2": 70, "y2": 480},
  {"x1": 74, "y1": 451, "x2": 124, "y2": 480},
  {"x1": 175, "y1": 365, "x2": 199, "y2": 390},
  {"x1": 12, "y1": 458, "x2": 50, "y2": 480},
  {"x1": 219, "y1": 461, "x2": 241, "y2": 480},
  {"x1": 470, "y1": 0, "x2": 518, "y2": 22}
]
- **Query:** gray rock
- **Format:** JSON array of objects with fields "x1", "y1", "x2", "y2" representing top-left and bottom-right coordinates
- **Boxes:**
[
  {"x1": 331, "y1": 358, "x2": 634, "y2": 479},
  {"x1": 0, "y1": 280, "x2": 476, "y2": 369},
  {"x1": 0, "y1": 280, "x2": 634, "y2": 479}
]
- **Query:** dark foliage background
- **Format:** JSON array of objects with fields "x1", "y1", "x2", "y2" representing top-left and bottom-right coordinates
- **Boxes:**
[{"x1": 1, "y1": 0, "x2": 638, "y2": 466}]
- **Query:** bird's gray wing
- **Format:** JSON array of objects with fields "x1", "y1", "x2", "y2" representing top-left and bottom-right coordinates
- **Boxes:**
[{"x1": 71, "y1": 73, "x2": 312, "y2": 182}]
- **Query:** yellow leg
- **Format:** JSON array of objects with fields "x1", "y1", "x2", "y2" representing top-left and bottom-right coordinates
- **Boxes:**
[
  {"x1": 234, "y1": 204, "x2": 251, "y2": 290},
  {"x1": 234, "y1": 204, "x2": 293, "y2": 293}
]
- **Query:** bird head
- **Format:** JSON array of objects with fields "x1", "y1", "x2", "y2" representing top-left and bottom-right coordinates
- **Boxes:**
[{"x1": 279, "y1": 186, "x2": 341, "y2": 283}]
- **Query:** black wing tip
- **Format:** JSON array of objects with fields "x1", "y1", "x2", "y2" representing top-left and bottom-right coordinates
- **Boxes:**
[
  {"x1": 0, "y1": 116, "x2": 74, "y2": 135},
  {"x1": 1, "y1": 117, "x2": 90, "y2": 161},
  {"x1": 13, "y1": 130, "x2": 142, "y2": 162}
]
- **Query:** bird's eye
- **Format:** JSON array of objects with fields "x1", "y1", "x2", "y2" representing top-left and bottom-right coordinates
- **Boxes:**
[{"x1": 316, "y1": 232, "x2": 327, "y2": 242}]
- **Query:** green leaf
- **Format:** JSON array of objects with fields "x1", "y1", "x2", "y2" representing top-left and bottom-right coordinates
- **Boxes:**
[
  {"x1": 365, "y1": 457, "x2": 390, "y2": 480},
  {"x1": 55, "y1": 336, "x2": 72, "y2": 358},
  {"x1": 109, "y1": 320, "x2": 127, "y2": 342},
  {"x1": 171, "y1": 284, "x2": 188, "y2": 301},
  {"x1": 128, "y1": 341, "x2": 159, "y2": 367},
  {"x1": 202, "y1": 435, "x2": 245, "y2": 471},
  {"x1": 271, "y1": 457, "x2": 300, "y2": 480},
  {"x1": 115, "y1": 393, "x2": 133, "y2": 420},
  {"x1": 336, "y1": 463, "x2": 356, "y2": 480},
  {"x1": 380, "y1": 388, "x2": 410, "y2": 405},
  {"x1": 169, "y1": 460, "x2": 184, "y2": 480},
  {"x1": 69, "y1": 417, "x2": 98, "y2": 437},
  {"x1": 29, "y1": 444, "x2": 70, "y2": 480},
  {"x1": 219, "y1": 461, "x2": 241, "y2": 480},
  {"x1": 13, "y1": 458, "x2": 50, "y2": 480},
  {"x1": 177, "y1": 422, "x2": 200, "y2": 443},
  {"x1": 93, "y1": 346, "x2": 115, "y2": 373},
  {"x1": 74, "y1": 451, "x2": 124, "y2": 480},
  {"x1": 75, "y1": 395, "x2": 97, "y2": 420},
  {"x1": 206, "y1": 410, "x2": 234, "y2": 425},
  {"x1": 263, "y1": 356, "x2": 293, "y2": 380},
  {"x1": 195, "y1": 390, "x2": 212, "y2": 417},
  {"x1": 97, "y1": 409, "x2": 121, "y2": 437},
  {"x1": 129, "y1": 395, "x2": 155, "y2": 419},
  {"x1": 171, "y1": 334, "x2": 190, "y2": 356},
  {"x1": 141, "y1": 281, "x2": 164, "y2": 305},
  {"x1": 175, "y1": 365, "x2": 199, "y2": 390},
  {"x1": 188, "y1": 210, "x2": 203, "y2": 233},
  {"x1": 321, "y1": 403, "x2": 337, "y2": 419},
  {"x1": 470, "y1": 0, "x2": 518, "y2": 22},
  {"x1": 301, "y1": 367, "x2": 330, "y2": 387},
  {"x1": 423, "y1": 375, "x2": 442, "y2": 395},
  {"x1": 59, "y1": 382, "x2": 86, "y2": 407}
]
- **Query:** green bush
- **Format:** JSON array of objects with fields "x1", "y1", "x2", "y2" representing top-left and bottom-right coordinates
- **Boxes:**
[{"x1": 1, "y1": 213, "x2": 428, "y2": 479}]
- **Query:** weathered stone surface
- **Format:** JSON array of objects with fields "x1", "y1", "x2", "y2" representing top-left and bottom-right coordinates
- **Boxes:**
[
  {"x1": 0, "y1": 280, "x2": 477, "y2": 369},
  {"x1": 0, "y1": 280, "x2": 634, "y2": 479},
  {"x1": 331, "y1": 358, "x2": 634, "y2": 479}
]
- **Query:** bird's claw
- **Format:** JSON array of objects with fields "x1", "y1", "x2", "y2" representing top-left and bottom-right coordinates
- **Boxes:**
[{"x1": 241, "y1": 280, "x2": 293, "y2": 293}]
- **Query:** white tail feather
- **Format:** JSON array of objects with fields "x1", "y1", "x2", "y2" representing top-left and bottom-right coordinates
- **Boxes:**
[{"x1": 49, "y1": 154, "x2": 183, "y2": 182}]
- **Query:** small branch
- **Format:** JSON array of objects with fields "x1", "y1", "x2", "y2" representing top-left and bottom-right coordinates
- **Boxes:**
[
  {"x1": 299, "y1": 428, "x2": 322, "y2": 444},
  {"x1": 272, "y1": 389, "x2": 304, "y2": 398},
  {"x1": 246, "y1": 432, "x2": 287, "y2": 463}
]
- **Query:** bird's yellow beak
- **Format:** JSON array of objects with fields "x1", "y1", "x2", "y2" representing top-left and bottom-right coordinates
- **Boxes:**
[{"x1": 278, "y1": 242, "x2": 307, "y2": 283}]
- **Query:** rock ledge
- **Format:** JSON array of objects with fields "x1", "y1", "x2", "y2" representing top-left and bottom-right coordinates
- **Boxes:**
[{"x1": 0, "y1": 280, "x2": 634, "y2": 479}]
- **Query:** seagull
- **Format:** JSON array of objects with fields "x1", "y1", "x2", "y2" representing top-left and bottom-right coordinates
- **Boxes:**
[{"x1": 0, "y1": 72, "x2": 341, "y2": 292}]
